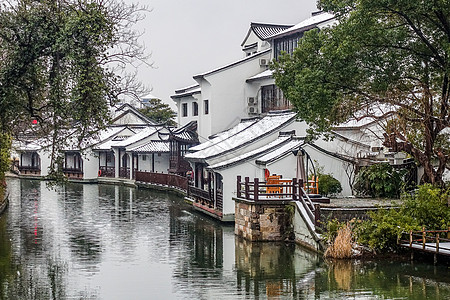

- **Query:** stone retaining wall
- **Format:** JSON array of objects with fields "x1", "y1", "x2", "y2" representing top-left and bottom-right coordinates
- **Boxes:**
[{"x1": 234, "y1": 198, "x2": 292, "y2": 242}]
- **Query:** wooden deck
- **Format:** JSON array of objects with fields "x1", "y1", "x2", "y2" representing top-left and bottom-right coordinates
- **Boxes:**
[
  {"x1": 401, "y1": 242, "x2": 450, "y2": 256},
  {"x1": 399, "y1": 229, "x2": 450, "y2": 263}
]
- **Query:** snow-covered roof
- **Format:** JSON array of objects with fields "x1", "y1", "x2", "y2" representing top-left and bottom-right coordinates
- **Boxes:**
[
  {"x1": 159, "y1": 121, "x2": 198, "y2": 143},
  {"x1": 92, "y1": 128, "x2": 137, "y2": 151},
  {"x1": 14, "y1": 126, "x2": 130, "y2": 152},
  {"x1": 129, "y1": 141, "x2": 169, "y2": 153},
  {"x1": 193, "y1": 49, "x2": 271, "y2": 80},
  {"x1": 171, "y1": 87, "x2": 201, "y2": 99},
  {"x1": 246, "y1": 69, "x2": 273, "y2": 82},
  {"x1": 335, "y1": 104, "x2": 396, "y2": 129},
  {"x1": 112, "y1": 103, "x2": 156, "y2": 125},
  {"x1": 255, "y1": 138, "x2": 305, "y2": 165},
  {"x1": 189, "y1": 118, "x2": 258, "y2": 152},
  {"x1": 141, "y1": 93, "x2": 159, "y2": 100},
  {"x1": 185, "y1": 111, "x2": 296, "y2": 161},
  {"x1": 113, "y1": 126, "x2": 160, "y2": 148},
  {"x1": 208, "y1": 135, "x2": 298, "y2": 170},
  {"x1": 12, "y1": 140, "x2": 43, "y2": 152},
  {"x1": 269, "y1": 12, "x2": 335, "y2": 39}
]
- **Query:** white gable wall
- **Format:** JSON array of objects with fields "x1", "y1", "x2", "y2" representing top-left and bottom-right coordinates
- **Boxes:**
[
  {"x1": 302, "y1": 144, "x2": 353, "y2": 196},
  {"x1": 113, "y1": 112, "x2": 146, "y2": 125},
  {"x1": 176, "y1": 94, "x2": 201, "y2": 129},
  {"x1": 194, "y1": 55, "x2": 271, "y2": 139}
]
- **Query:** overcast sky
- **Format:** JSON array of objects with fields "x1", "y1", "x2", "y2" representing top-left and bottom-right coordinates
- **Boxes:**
[{"x1": 130, "y1": 0, "x2": 319, "y2": 108}]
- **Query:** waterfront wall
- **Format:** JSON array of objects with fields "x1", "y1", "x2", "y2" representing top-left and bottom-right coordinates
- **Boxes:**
[{"x1": 234, "y1": 198, "x2": 292, "y2": 242}]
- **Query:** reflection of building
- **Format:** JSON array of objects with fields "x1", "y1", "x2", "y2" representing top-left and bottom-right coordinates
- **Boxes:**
[{"x1": 235, "y1": 237, "x2": 319, "y2": 297}]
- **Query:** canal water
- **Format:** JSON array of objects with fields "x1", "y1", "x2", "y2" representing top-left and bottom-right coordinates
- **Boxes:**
[{"x1": 1, "y1": 178, "x2": 449, "y2": 299}]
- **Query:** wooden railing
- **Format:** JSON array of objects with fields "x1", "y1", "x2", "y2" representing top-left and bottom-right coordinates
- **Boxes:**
[
  {"x1": 18, "y1": 165, "x2": 41, "y2": 175},
  {"x1": 188, "y1": 186, "x2": 214, "y2": 207},
  {"x1": 63, "y1": 167, "x2": 83, "y2": 179},
  {"x1": 99, "y1": 166, "x2": 115, "y2": 177},
  {"x1": 399, "y1": 228, "x2": 450, "y2": 256},
  {"x1": 135, "y1": 171, "x2": 188, "y2": 191},
  {"x1": 236, "y1": 176, "x2": 317, "y2": 226},
  {"x1": 119, "y1": 167, "x2": 130, "y2": 179}
]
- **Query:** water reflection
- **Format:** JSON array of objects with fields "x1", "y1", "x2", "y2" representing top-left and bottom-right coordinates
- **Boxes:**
[
  {"x1": 235, "y1": 239, "x2": 320, "y2": 298},
  {"x1": 1, "y1": 178, "x2": 449, "y2": 299}
]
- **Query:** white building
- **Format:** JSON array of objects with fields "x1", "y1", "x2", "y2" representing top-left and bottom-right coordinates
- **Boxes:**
[{"x1": 173, "y1": 12, "x2": 408, "y2": 221}]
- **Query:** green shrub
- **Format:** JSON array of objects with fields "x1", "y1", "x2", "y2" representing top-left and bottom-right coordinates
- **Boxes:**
[
  {"x1": 354, "y1": 163, "x2": 406, "y2": 198},
  {"x1": 353, "y1": 184, "x2": 450, "y2": 251},
  {"x1": 318, "y1": 174, "x2": 342, "y2": 197}
]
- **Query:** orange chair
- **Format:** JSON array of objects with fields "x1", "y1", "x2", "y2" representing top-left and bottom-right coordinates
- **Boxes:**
[
  {"x1": 266, "y1": 175, "x2": 282, "y2": 195},
  {"x1": 305, "y1": 176, "x2": 319, "y2": 194}
]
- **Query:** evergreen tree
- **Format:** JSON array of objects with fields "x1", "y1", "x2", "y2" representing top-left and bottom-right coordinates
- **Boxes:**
[
  {"x1": 0, "y1": 0, "x2": 149, "y2": 183},
  {"x1": 272, "y1": 0, "x2": 449, "y2": 186}
]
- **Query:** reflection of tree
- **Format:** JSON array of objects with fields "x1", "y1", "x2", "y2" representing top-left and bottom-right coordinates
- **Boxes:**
[
  {"x1": 0, "y1": 213, "x2": 15, "y2": 297},
  {"x1": 62, "y1": 184, "x2": 102, "y2": 270},
  {"x1": 315, "y1": 260, "x2": 450, "y2": 299}
]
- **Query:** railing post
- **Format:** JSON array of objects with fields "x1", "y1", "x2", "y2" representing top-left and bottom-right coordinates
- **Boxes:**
[
  {"x1": 237, "y1": 176, "x2": 241, "y2": 198},
  {"x1": 298, "y1": 179, "x2": 304, "y2": 199},
  {"x1": 314, "y1": 204, "x2": 320, "y2": 227},
  {"x1": 422, "y1": 227, "x2": 426, "y2": 250},
  {"x1": 409, "y1": 230, "x2": 413, "y2": 248},
  {"x1": 436, "y1": 233, "x2": 440, "y2": 254},
  {"x1": 245, "y1": 177, "x2": 250, "y2": 200},
  {"x1": 292, "y1": 178, "x2": 297, "y2": 200},
  {"x1": 254, "y1": 178, "x2": 259, "y2": 201}
]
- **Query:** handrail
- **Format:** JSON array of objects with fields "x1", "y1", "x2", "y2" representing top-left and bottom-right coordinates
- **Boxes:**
[
  {"x1": 399, "y1": 228, "x2": 450, "y2": 255},
  {"x1": 300, "y1": 187, "x2": 315, "y2": 211}
]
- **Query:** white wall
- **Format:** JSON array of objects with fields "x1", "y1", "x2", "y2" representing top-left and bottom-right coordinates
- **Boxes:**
[
  {"x1": 39, "y1": 150, "x2": 52, "y2": 177},
  {"x1": 217, "y1": 164, "x2": 264, "y2": 217},
  {"x1": 136, "y1": 153, "x2": 169, "y2": 173},
  {"x1": 302, "y1": 144, "x2": 353, "y2": 196},
  {"x1": 176, "y1": 93, "x2": 201, "y2": 129},
  {"x1": 205, "y1": 58, "x2": 270, "y2": 137},
  {"x1": 113, "y1": 112, "x2": 145, "y2": 125},
  {"x1": 83, "y1": 149, "x2": 99, "y2": 179},
  {"x1": 154, "y1": 153, "x2": 169, "y2": 173}
]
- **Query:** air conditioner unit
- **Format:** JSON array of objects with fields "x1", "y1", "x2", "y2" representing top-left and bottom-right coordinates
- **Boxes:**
[
  {"x1": 247, "y1": 97, "x2": 257, "y2": 105},
  {"x1": 259, "y1": 58, "x2": 269, "y2": 67},
  {"x1": 248, "y1": 106, "x2": 259, "y2": 114}
]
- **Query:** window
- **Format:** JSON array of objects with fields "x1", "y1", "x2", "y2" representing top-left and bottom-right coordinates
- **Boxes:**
[
  {"x1": 193, "y1": 102, "x2": 198, "y2": 116},
  {"x1": 182, "y1": 103, "x2": 188, "y2": 117},
  {"x1": 142, "y1": 155, "x2": 147, "y2": 161},
  {"x1": 261, "y1": 85, "x2": 291, "y2": 113},
  {"x1": 204, "y1": 100, "x2": 209, "y2": 115},
  {"x1": 274, "y1": 32, "x2": 303, "y2": 59}
]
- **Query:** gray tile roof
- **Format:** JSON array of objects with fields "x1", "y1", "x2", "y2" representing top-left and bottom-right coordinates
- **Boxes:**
[
  {"x1": 130, "y1": 141, "x2": 169, "y2": 153},
  {"x1": 250, "y1": 23, "x2": 293, "y2": 40}
]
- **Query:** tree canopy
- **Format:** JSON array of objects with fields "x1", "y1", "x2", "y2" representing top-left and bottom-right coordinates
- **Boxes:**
[
  {"x1": 0, "y1": 0, "x2": 148, "y2": 180},
  {"x1": 138, "y1": 98, "x2": 177, "y2": 126},
  {"x1": 272, "y1": 0, "x2": 450, "y2": 185}
]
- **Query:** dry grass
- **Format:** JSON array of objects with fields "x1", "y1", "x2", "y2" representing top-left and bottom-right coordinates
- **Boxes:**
[{"x1": 324, "y1": 223, "x2": 353, "y2": 259}]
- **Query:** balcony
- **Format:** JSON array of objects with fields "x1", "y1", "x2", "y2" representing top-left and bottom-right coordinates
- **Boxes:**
[
  {"x1": 99, "y1": 166, "x2": 115, "y2": 178},
  {"x1": 63, "y1": 167, "x2": 83, "y2": 179},
  {"x1": 18, "y1": 165, "x2": 41, "y2": 176}
]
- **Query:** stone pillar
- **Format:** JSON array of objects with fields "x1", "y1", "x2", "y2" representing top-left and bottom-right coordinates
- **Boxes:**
[{"x1": 234, "y1": 198, "x2": 293, "y2": 242}]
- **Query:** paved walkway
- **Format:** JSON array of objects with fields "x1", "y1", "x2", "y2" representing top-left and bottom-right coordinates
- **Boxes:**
[{"x1": 322, "y1": 197, "x2": 402, "y2": 208}]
